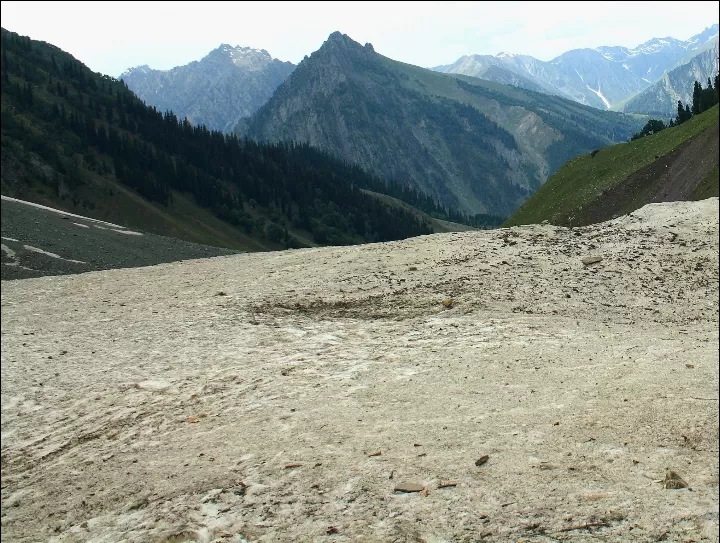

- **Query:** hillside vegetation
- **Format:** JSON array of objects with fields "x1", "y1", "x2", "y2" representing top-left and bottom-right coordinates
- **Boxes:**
[
  {"x1": 504, "y1": 104, "x2": 719, "y2": 227},
  {"x1": 1, "y1": 28, "x2": 473, "y2": 253}
]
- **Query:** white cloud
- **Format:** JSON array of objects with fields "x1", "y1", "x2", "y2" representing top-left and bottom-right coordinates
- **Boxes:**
[{"x1": 1, "y1": 0, "x2": 718, "y2": 76}]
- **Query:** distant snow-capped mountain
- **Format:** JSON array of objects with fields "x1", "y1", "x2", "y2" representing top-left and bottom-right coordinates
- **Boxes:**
[
  {"x1": 433, "y1": 24, "x2": 719, "y2": 111},
  {"x1": 623, "y1": 36, "x2": 720, "y2": 118}
]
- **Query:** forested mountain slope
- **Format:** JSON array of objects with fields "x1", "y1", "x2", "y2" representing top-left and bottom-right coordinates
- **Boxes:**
[{"x1": 1, "y1": 28, "x2": 472, "y2": 253}]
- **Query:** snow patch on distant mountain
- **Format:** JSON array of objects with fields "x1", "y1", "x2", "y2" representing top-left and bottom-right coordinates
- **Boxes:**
[
  {"x1": 586, "y1": 84, "x2": 612, "y2": 108},
  {"x1": 434, "y1": 23, "x2": 718, "y2": 112},
  {"x1": 120, "y1": 64, "x2": 152, "y2": 79}
]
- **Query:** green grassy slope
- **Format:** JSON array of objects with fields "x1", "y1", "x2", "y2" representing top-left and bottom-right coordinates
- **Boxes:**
[
  {"x1": 693, "y1": 166, "x2": 720, "y2": 200},
  {"x1": 504, "y1": 105, "x2": 719, "y2": 227}
]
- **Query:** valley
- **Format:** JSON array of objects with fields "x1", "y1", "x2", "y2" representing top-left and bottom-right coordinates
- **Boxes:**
[{"x1": 1, "y1": 11, "x2": 718, "y2": 543}]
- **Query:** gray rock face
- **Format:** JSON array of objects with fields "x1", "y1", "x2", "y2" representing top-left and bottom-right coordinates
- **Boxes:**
[
  {"x1": 237, "y1": 32, "x2": 642, "y2": 218},
  {"x1": 623, "y1": 37, "x2": 720, "y2": 118},
  {"x1": 433, "y1": 24, "x2": 719, "y2": 110},
  {"x1": 120, "y1": 45, "x2": 295, "y2": 133}
]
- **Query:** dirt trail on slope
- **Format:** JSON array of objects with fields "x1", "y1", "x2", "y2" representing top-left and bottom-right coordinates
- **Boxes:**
[{"x1": 1, "y1": 198, "x2": 718, "y2": 543}]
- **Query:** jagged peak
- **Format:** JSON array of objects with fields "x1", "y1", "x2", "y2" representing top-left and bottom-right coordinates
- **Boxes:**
[
  {"x1": 119, "y1": 64, "x2": 152, "y2": 78},
  {"x1": 310, "y1": 31, "x2": 371, "y2": 62},
  {"x1": 322, "y1": 31, "x2": 365, "y2": 49},
  {"x1": 200, "y1": 43, "x2": 280, "y2": 70},
  {"x1": 208, "y1": 43, "x2": 271, "y2": 59},
  {"x1": 328, "y1": 31, "x2": 346, "y2": 40}
]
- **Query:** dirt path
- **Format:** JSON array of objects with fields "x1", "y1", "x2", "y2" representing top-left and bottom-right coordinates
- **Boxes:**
[{"x1": 1, "y1": 199, "x2": 718, "y2": 543}]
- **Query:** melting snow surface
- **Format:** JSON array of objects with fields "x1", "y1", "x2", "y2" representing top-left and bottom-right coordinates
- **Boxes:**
[
  {"x1": 1, "y1": 244, "x2": 16, "y2": 259},
  {"x1": 111, "y1": 229, "x2": 143, "y2": 236},
  {"x1": 1, "y1": 195, "x2": 128, "y2": 229},
  {"x1": 22, "y1": 245, "x2": 86, "y2": 264}
]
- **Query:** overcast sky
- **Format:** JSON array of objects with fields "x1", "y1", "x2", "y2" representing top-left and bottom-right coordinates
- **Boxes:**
[{"x1": 1, "y1": 1, "x2": 718, "y2": 77}]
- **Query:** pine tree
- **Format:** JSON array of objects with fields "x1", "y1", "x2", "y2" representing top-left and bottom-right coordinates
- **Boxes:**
[
  {"x1": 23, "y1": 82, "x2": 33, "y2": 106},
  {"x1": 1, "y1": 47, "x2": 9, "y2": 80},
  {"x1": 692, "y1": 81, "x2": 702, "y2": 115},
  {"x1": 676, "y1": 100, "x2": 685, "y2": 125}
]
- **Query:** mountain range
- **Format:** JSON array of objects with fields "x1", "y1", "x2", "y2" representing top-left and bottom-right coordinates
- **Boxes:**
[
  {"x1": 4, "y1": 23, "x2": 716, "y2": 254},
  {"x1": 120, "y1": 45, "x2": 295, "y2": 132},
  {"x1": 622, "y1": 36, "x2": 719, "y2": 118},
  {"x1": 235, "y1": 32, "x2": 641, "y2": 218},
  {"x1": 2, "y1": 27, "x2": 470, "y2": 257},
  {"x1": 433, "y1": 24, "x2": 719, "y2": 111},
  {"x1": 118, "y1": 25, "x2": 718, "y2": 145}
]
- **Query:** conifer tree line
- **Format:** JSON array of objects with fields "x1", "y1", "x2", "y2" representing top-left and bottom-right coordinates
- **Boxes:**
[
  {"x1": 1, "y1": 29, "x2": 502, "y2": 248},
  {"x1": 630, "y1": 69, "x2": 720, "y2": 141}
]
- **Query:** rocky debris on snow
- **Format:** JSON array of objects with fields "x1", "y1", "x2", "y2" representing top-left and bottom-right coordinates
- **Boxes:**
[
  {"x1": 664, "y1": 470, "x2": 689, "y2": 489},
  {"x1": 1, "y1": 198, "x2": 717, "y2": 542}
]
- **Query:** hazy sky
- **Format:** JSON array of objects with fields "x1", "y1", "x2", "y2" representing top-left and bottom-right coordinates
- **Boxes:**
[{"x1": 1, "y1": 1, "x2": 718, "y2": 77}]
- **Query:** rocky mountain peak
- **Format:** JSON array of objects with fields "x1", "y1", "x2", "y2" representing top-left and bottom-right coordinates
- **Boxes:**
[
  {"x1": 119, "y1": 64, "x2": 152, "y2": 79},
  {"x1": 305, "y1": 31, "x2": 377, "y2": 73},
  {"x1": 207, "y1": 43, "x2": 274, "y2": 69},
  {"x1": 687, "y1": 23, "x2": 720, "y2": 46},
  {"x1": 437, "y1": 23, "x2": 719, "y2": 111},
  {"x1": 321, "y1": 31, "x2": 370, "y2": 53},
  {"x1": 120, "y1": 43, "x2": 295, "y2": 133}
]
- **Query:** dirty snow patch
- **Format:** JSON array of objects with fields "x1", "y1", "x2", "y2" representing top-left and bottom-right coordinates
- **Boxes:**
[
  {"x1": 1, "y1": 244, "x2": 17, "y2": 260},
  {"x1": 22, "y1": 245, "x2": 86, "y2": 264},
  {"x1": 1, "y1": 195, "x2": 129, "y2": 229},
  {"x1": 586, "y1": 84, "x2": 612, "y2": 108}
]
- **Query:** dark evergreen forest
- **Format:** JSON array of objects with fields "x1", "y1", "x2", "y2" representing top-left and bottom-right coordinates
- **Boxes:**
[{"x1": 1, "y1": 29, "x2": 500, "y2": 250}]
